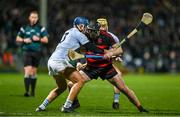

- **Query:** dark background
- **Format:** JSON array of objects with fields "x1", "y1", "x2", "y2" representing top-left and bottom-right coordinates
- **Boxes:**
[{"x1": 0, "y1": 0, "x2": 179, "y2": 73}]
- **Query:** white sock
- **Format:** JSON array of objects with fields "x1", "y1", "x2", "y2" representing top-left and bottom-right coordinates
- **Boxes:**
[
  {"x1": 64, "y1": 99, "x2": 73, "y2": 108},
  {"x1": 114, "y1": 93, "x2": 120, "y2": 103},
  {"x1": 39, "y1": 99, "x2": 49, "y2": 110}
]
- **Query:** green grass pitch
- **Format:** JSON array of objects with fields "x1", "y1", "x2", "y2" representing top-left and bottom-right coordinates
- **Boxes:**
[{"x1": 0, "y1": 73, "x2": 180, "y2": 116}]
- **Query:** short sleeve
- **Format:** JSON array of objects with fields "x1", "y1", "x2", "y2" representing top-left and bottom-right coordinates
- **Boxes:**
[
  {"x1": 108, "y1": 32, "x2": 119, "y2": 43},
  {"x1": 17, "y1": 27, "x2": 25, "y2": 38},
  {"x1": 40, "y1": 27, "x2": 48, "y2": 37},
  {"x1": 76, "y1": 32, "x2": 89, "y2": 45}
]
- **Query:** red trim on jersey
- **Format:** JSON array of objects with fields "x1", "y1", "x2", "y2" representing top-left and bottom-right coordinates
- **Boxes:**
[
  {"x1": 98, "y1": 45, "x2": 107, "y2": 49},
  {"x1": 100, "y1": 30, "x2": 112, "y2": 38},
  {"x1": 86, "y1": 31, "x2": 115, "y2": 68}
]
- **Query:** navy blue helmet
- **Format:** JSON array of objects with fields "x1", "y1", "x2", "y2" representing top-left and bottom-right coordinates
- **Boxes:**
[{"x1": 73, "y1": 17, "x2": 89, "y2": 26}]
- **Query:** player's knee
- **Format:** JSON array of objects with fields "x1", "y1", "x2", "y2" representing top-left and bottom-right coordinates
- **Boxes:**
[
  {"x1": 121, "y1": 87, "x2": 126, "y2": 92},
  {"x1": 26, "y1": 68, "x2": 34, "y2": 76},
  {"x1": 74, "y1": 75, "x2": 86, "y2": 84},
  {"x1": 24, "y1": 69, "x2": 31, "y2": 75},
  {"x1": 79, "y1": 77, "x2": 86, "y2": 85},
  {"x1": 117, "y1": 84, "x2": 127, "y2": 92},
  {"x1": 76, "y1": 78, "x2": 85, "y2": 88},
  {"x1": 120, "y1": 86, "x2": 131, "y2": 95},
  {"x1": 118, "y1": 72, "x2": 122, "y2": 78},
  {"x1": 31, "y1": 71, "x2": 36, "y2": 76}
]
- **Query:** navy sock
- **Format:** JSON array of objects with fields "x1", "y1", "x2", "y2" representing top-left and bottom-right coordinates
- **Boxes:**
[
  {"x1": 31, "y1": 77, "x2": 37, "y2": 95},
  {"x1": 24, "y1": 77, "x2": 31, "y2": 93}
]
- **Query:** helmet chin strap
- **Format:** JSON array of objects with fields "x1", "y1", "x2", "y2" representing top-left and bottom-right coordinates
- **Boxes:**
[{"x1": 76, "y1": 24, "x2": 85, "y2": 32}]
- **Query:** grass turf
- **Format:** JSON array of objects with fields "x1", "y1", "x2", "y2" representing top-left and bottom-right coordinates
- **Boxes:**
[{"x1": 0, "y1": 73, "x2": 180, "y2": 116}]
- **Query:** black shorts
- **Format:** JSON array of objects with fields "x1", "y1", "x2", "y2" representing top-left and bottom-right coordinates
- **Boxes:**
[
  {"x1": 82, "y1": 64, "x2": 118, "y2": 80},
  {"x1": 23, "y1": 51, "x2": 42, "y2": 67}
]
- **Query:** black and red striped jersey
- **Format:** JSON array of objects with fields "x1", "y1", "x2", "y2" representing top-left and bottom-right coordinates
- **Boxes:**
[{"x1": 86, "y1": 31, "x2": 116, "y2": 67}]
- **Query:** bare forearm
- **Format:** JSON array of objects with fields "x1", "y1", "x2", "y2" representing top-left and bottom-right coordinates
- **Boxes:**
[
  {"x1": 111, "y1": 47, "x2": 123, "y2": 56},
  {"x1": 16, "y1": 36, "x2": 24, "y2": 43},
  {"x1": 41, "y1": 37, "x2": 48, "y2": 44}
]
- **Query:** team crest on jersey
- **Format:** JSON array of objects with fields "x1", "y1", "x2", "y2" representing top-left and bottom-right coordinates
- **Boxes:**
[{"x1": 97, "y1": 38, "x2": 103, "y2": 44}]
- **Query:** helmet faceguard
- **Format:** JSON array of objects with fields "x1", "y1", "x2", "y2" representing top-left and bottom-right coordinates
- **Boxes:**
[
  {"x1": 97, "y1": 18, "x2": 108, "y2": 31},
  {"x1": 86, "y1": 21, "x2": 101, "y2": 39}
]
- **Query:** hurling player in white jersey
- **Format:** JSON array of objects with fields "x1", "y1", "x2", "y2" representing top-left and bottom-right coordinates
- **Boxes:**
[{"x1": 36, "y1": 17, "x2": 112, "y2": 113}]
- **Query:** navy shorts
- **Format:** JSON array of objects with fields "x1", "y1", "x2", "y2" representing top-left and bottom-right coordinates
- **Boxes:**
[
  {"x1": 82, "y1": 64, "x2": 118, "y2": 80},
  {"x1": 23, "y1": 51, "x2": 42, "y2": 67}
]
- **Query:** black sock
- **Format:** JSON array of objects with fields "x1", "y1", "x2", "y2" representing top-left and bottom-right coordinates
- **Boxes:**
[
  {"x1": 138, "y1": 105, "x2": 148, "y2": 112},
  {"x1": 24, "y1": 77, "x2": 31, "y2": 93},
  {"x1": 31, "y1": 78, "x2": 37, "y2": 95}
]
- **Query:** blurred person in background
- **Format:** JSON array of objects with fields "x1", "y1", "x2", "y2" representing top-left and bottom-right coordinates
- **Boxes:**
[{"x1": 16, "y1": 10, "x2": 48, "y2": 97}]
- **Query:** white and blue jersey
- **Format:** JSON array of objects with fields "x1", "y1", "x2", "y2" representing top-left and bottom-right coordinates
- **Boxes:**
[
  {"x1": 50, "y1": 27, "x2": 89, "y2": 60},
  {"x1": 48, "y1": 27, "x2": 89, "y2": 75}
]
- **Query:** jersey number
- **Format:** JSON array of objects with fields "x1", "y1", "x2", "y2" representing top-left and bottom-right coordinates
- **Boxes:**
[{"x1": 60, "y1": 32, "x2": 69, "y2": 43}]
